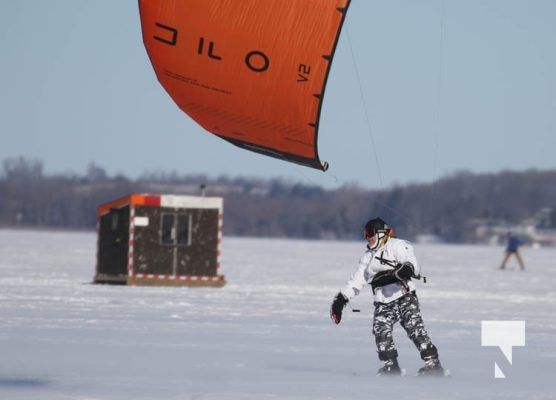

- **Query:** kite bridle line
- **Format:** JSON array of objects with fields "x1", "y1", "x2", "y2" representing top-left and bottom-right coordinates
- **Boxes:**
[
  {"x1": 345, "y1": 0, "x2": 446, "y2": 271},
  {"x1": 345, "y1": 26, "x2": 383, "y2": 189},
  {"x1": 421, "y1": 0, "x2": 445, "y2": 268}
]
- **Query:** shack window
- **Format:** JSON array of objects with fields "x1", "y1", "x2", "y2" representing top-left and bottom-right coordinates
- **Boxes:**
[
  {"x1": 160, "y1": 213, "x2": 191, "y2": 246},
  {"x1": 177, "y1": 214, "x2": 191, "y2": 246},
  {"x1": 161, "y1": 214, "x2": 174, "y2": 245},
  {"x1": 111, "y1": 212, "x2": 119, "y2": 231}
]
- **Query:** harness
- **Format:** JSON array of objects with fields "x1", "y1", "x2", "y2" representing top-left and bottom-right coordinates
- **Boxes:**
[{"x1": 370, "y1": 252, "x2": 427, "y2": 294}]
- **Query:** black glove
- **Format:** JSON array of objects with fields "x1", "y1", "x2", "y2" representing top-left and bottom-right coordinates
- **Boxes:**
[
  {"x1": 330, "y1": 292, "x2": 348, "y2": 324},
  {"x1": 394, "y1": 262, "x2": 415, "y2": 280}
]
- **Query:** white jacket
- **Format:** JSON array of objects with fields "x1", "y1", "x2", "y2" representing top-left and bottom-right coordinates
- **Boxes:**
[{"x1": 340, "y1": 237, "x2": 421, "y2": 304}]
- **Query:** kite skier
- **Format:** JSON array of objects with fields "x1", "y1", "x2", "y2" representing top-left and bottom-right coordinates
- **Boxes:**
[{"x1": 330, "y1": 218, "x2": 445, "y2": 377}]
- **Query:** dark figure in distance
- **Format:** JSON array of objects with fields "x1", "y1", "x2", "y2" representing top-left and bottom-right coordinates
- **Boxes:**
[{"x1": 500, "y1": 232, "x2": 525, "y2": 270}]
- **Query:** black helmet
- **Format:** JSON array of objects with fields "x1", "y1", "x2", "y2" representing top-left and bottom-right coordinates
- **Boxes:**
[
  {"x1": 364, "y1": 217, "x2": 389, "y2": 237},
  {"x1": 363, "y1": 217, "x2": 392, "y2": 250}
]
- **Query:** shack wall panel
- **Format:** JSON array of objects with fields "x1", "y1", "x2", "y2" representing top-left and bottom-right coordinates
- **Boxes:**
[{"x1": 131, "y1": 205, "x2": 219, "y2": 277}]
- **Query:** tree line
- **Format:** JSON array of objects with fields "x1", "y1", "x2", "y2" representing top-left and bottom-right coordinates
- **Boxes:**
[{"x1": 1, "y1": 157, "x2": 555, "y2": 242}]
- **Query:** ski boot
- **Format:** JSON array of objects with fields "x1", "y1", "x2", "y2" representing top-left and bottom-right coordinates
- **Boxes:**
[
  {"x1": 417, "y1": 345, "x2": 447, "y2": 377},
  {"x1": 416, "y1": 363, "x2": 445, "y2": 377},
  {"x1": 377, "y1": 360, "x2": 403, "y2": 376}
]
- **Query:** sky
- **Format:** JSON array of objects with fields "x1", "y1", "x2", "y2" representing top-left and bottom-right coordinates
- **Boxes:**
[{"x1": 1, "y1": 1, "x2": 555, "y2": 190}]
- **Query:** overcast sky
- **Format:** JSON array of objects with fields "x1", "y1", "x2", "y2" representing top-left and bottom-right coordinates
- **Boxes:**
[{"x1": 1, "y1": 1, "x2": 555, "y2": 190}]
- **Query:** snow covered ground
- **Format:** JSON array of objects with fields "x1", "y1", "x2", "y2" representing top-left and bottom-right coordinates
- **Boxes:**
[{"x1": 0, "y1": 229, "x2": 555, "y2": 399}]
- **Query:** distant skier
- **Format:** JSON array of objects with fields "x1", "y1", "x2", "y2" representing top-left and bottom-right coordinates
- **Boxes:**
[
  {"x1": 330, "y1": 217, "x2": 444, "y2": 376},
  {"x1": 500, "y1": 232, "x2": 525, "y2": 270}
]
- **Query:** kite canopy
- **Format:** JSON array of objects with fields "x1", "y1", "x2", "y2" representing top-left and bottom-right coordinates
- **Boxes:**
[{"x1": 139, "y1": 0, "x2": 351, "y2": 171}]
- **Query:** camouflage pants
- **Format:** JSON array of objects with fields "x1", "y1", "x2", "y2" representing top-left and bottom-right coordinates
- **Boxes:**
[{"x1": 372, "y1": 292, "x2": 438, "y2": 363}]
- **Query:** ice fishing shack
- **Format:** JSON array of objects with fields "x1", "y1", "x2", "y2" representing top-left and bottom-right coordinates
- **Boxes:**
[{"x1": 94, "y1": 194, "x2": 225, "y2": 287}]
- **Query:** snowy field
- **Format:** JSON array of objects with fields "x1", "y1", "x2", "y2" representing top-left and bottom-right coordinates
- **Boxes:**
[{"x1": 0, "y1": 229, "x2": 555, "y2": 400}]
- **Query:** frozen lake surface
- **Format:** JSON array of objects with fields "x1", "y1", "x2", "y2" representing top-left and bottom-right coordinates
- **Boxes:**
[{"x1": 0, "y1": 229, "x2": 555, "y2": 399}]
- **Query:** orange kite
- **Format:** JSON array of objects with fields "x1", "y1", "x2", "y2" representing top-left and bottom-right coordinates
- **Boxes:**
[{"x1": 139, "y1": 0, "x2": 351, "y2": 171}]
